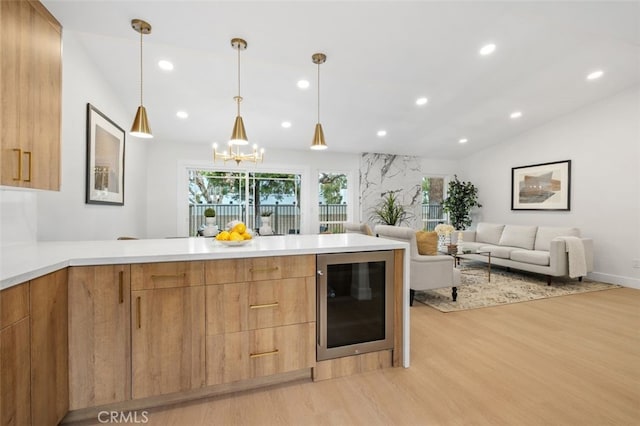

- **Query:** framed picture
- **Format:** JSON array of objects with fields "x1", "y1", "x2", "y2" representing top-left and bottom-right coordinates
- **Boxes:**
[
  {"x1": 86, "y1": 104, "x2": 125, "y2": 205},
  {"x1": 511, "y1": 160, "x2": 571, "y2": 211}
]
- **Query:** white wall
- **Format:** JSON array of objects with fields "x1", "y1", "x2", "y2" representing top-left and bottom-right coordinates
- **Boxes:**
[
  {"x1": 459, "y1": 87, "x2": 640, "y2": 287},
  {"x1": 3, "y1": 30, "x2": 149, "y2": 242}
]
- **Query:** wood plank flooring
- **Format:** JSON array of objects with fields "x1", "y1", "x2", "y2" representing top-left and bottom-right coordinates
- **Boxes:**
[{"x1": 72, "y1": 287, "x2": 640, "y2": 426}]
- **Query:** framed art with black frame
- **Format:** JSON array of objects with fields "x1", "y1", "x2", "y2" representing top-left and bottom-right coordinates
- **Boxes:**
[
  {"x1": 86, "y1": 103, "x2": 125, "y2": 205},
  {"x1": 511, "y1": 160, "x2": 571, "y2": 211}
]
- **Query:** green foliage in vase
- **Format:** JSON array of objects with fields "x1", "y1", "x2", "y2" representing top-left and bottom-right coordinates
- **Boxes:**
[
  {"x1": 370, "y1": 192, "x2": 409, "y2": 226},
  {"x1": 442, "y1": 175, "x2": 481, "y2": 230},
  {"x1": 204, "y1": 207, "x2": 216, "y2": 217}
]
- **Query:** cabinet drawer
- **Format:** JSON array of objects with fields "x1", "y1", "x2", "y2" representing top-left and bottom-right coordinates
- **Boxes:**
[
  {"x1": 205, "y1": 259, "x2": 247, "y2": 285},
  {"x1": 246, "y1": 255, "x2": 315, "y2": 281},
  {"x1": 1, "y1": 283, "x2": 29, "y2": 329},
  {"x1": 207, "y1": 322, "x2": 315, "y2": 385},
  {"x1": 208, "y1": 277, "x2": 315, "y2": 334},
  {"x1": 131, "y1": 261, "x2": 204, "y2": 290}
]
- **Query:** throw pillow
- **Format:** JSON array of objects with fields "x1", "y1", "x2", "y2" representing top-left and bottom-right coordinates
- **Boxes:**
[{"x1": 415, "y1": 231, "x2": 438, "y2": 255}]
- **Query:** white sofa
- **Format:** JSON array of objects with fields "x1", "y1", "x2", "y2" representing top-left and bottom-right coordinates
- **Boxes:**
[{"x1": 456, "y1": 223, "x2": 594, "y2": 284}]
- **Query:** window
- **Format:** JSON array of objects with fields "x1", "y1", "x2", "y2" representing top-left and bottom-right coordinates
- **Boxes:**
[
  {"x1": 422, "y1": 176, "x2": 446, "y2": 230},
  {"x1": 318, "y1": 172, "x2": 348, "y2": 233},
  {"x1": 188, "y1": 170, "x2": 301, "y2": 236}
]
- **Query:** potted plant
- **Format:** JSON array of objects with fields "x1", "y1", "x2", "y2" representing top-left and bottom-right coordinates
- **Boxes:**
[
  {"x1": 258, "y1": 210, "x2": 273, "y2": 235},
  {"x1": 442, "y1": 175, "x2": 481, "y2": 230},
  {"x1": 202, "y1": 207, "x2": 217, "y2": 237},
  {"x1": 369, "y1": 192, "x2": 409, "y2": 226}
]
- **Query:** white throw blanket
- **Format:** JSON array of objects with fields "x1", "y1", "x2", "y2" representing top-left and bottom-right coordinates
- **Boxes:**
[{"x1": 557, "y1": 236, "x2": 587, "y2": 278}]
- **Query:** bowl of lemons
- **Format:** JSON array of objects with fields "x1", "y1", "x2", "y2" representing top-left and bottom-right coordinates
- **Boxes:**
[{"x1": 215, "y1": 221, "x2": 253, "y2": 246}]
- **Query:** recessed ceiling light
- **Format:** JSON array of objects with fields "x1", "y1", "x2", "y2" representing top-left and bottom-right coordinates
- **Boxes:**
[
  {"x1": 510, "y1": 111, "x2": 522, "y2": 119},
  {"x1": 586, "y1": 70, "x2": 604, "y2": 81},
  {"x1": 281, "y1": 121, "x2": 292, "y2": 128},
  {"x1": 377, "y1": 130, "x2": 387, "y2": 137},
  {"x1": 158, "y1": 60, "x2": 174, "y2": 71},
  {"x1": 479, "y1": 43, "x2": 496, "y2": 56},
  {"x1": 297, "y1": 80, "x2": 310, "y2": 89},
  {"x1": 458, "y1": 138, "x2": 468, "y2": 144},
  {"x1": 176, "y1": 111, "x2": 188, "y2": 119},
  {"x1": 415, "y1": 97, "x2": 428, "y2": 106}
]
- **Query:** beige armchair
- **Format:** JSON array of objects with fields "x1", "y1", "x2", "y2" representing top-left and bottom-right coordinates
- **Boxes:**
[
  {"x1": 375, "y1": 225, "x2": 461, "y2": 306},
  {"x1": 344, "y1": 222, "x2": 374, "y2": 236}
]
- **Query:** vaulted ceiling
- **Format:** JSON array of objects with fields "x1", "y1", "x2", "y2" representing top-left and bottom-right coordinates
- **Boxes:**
[{"x1": 43, "y1": 1, "x2": 640, "y2": 159}]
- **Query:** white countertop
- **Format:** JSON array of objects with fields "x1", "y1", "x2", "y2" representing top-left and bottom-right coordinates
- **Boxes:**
[{"x1": 0, "y1": 234, "x2": 408, "y2": 290}]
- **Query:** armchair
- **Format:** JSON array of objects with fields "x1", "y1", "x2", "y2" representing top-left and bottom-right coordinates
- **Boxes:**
[
  {"x1": 374, "y1": 225, "x2": 461, "y2": 306},
  {"x1": 344, "y1": 222, "x2": 374, "y2": 236}
]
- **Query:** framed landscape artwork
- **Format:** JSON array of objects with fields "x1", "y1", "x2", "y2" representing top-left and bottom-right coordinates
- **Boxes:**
[
  {"x1": 86, "y1": 103, "x2": 125, "y2": 205},
  {"x1": 511, "y1": 160, "x2": 571, "y2": 211}
]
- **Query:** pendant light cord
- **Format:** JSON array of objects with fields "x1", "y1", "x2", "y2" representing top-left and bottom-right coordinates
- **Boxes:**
[
  {"x1": 317, "y1": 62, "x2": 321, "y2": 123},
  {"x1": 236, "y1": 46, "x2": 241, "y2": 116},
  {"x1": 139, "y1": 29, "x2": 144, "y2": 106}
]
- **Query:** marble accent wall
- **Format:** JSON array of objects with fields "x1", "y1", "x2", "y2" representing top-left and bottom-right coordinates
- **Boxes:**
[{"x1": 360, "y1": 153, "x2": 423, "y2": 230}]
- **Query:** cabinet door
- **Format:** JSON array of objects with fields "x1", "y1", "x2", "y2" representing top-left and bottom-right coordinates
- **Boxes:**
[
  {"x1": 0, "y1": 0, "x2": 61, "y2": 190},
  {"x1": 68, "y1": 265, "x2": 131, "y2": 410},
  {"x1": 30, "y1": 269, "x2": 68, "y2": 426},
  {"x1": 1, "y1": 318, "x2": 31, "y2": 426},
  {"x1": 132, "y1": 286, "x2": 205, "y2": 399}
]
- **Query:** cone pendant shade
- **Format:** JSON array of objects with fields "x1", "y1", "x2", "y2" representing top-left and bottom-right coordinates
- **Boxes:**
[
  {"x1": 230, "y1": 115, "x2": 248, "y2": 145},
  {"x1": 310, "y1": 123, "x2": 327, "y2": 150},
  {"x1": 130, "y1": 106, "x2": 152, "y2": 138}
]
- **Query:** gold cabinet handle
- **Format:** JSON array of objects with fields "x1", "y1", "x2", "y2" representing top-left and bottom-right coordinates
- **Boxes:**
[
  {"x1": 151, "y1": 273, "x2": 186, "y2": 280},
  {"x1": 118, "y1": 271, "x2": 124, "y2": 304},
  {"x1": 12, "y1": 149, "x2": 22, "y2": 181},
  {"x1": 23, "y1": 151, "x2": 32, "y2": 182},
  {"x1": 249, "y1": 349, "x2": 279, "y2": 359},
  {"x1": 136, "y1": 297, "x2": 141, "y2": 329},
  {"x1": 249, "y1": 302, "x2": 279, "y2": 309},
  {"x1": 249, "y1": 266, "x2": 279, "y2": 273}
]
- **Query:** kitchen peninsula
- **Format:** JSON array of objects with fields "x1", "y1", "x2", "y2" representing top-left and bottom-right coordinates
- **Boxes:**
[{"x1": 0, "y1": 234, "x2": 408, "y2": 424}]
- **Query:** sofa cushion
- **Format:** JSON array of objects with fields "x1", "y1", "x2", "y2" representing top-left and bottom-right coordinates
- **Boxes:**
[
  {"x1": 475, "y1": 223, "x2": 505, "y2": 245},
  {"x1": 478, "y1": 244, "x2": 520, "y2": 259},
  {"x1": 498, "y1": 225, "x2": 538, "y2": 250},
  {"x1": 510, "y1": 250, "x2": 550, "y2": 266},
  {"x1": 415, "y1": 231, "x2": 438, "y2": 255},
  {"x1": 534, "y1": 227, "x2": 580, "y2": 251}
]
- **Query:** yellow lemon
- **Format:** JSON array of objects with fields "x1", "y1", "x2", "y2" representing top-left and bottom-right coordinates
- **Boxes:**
[
  {"x1": 229, "y1": 231, "x2": 243, "y2": 241},
  {"x1": 242, "y1": 232, "x2": 252, "y2": 240},
  {"x1": 232, "y1": 222, "x2": 247, "y2": 234},
  {"x1": 216, "y1": 231, "x2": 230, "y2": 241}
]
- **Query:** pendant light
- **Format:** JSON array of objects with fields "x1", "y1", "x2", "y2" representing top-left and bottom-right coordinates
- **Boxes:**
[
  {"x1": 130, "y1": 19, "x2": 152, "y2": 138},
  {"x1": 212, "y1": 38, "x2": 264, "y2": 164},
  {"x1": 310, "y1": 53, "x2": 327, "y2": 150},
  {"x1": 230, "y1": 38, "x2": 249, "y2": 145}
]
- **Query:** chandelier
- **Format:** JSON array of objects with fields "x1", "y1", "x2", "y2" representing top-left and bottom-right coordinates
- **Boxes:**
[{"x1": 213, "y1": 38, "x2": 264, "y2": 165}]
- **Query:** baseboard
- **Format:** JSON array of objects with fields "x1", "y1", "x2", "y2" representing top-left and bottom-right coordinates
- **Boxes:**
[{"x1": 588, "y1": 272, "x2": 640, "y2": 289}]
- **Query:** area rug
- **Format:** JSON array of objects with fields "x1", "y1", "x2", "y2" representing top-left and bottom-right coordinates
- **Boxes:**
[{"x1": 413, "y1": 262, "x2": 621, "y2": 312}]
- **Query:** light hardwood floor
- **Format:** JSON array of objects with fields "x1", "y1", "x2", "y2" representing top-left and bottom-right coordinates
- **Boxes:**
[{"x1": 74, "y1": 287, "x2": 640, "y2": 426}]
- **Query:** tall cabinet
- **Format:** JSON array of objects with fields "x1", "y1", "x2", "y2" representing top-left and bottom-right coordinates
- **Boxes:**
[{"x1": 1, "y1": 0, "x2": 62, "y2": 190}]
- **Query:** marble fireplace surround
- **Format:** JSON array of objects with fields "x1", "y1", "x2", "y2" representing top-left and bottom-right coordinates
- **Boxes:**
[{"x1": 360, "y1": 153, "x2": 423, "y2": 230}]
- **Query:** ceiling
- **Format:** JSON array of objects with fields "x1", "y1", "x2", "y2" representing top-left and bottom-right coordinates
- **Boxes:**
[{"x1": 42, "y1": 1, "x2": 640, "y2": 160}]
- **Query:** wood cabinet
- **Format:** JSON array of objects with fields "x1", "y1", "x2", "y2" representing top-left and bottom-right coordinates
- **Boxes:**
[
  {"x1": 0, "y1": 0, "x2": 62, "y2": 190},
  {"x1": 1, "y1": 283, "x2": 31, "y2": 426},
  {"x1": 131, "y1": 262, "x2": 206, "y2": 399},
  {"x1": 30, "y1": 269, "x2": 68, "y2": 425},
  {"x1": 68, "y1": 265, "x2": 131, "y2": 410},
  {"x1": 205, "y1": 256, "x2": 316, "y2": 386}
]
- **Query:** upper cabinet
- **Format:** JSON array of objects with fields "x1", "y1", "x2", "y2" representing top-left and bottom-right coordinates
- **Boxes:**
[{"x1": 1, "y1": 0, "x2": 62, "y2": 190}]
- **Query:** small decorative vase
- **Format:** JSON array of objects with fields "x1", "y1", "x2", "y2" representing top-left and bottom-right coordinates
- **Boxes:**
[
  {"x1": 202, "y1": 217, "x2": 218, "y2": 237},
  {"x1": 438, "y1": 234, "x2": 446, "y2": 252},
  {"x1": 259, "y1": 216, "x2": 273, "y2": 235}
]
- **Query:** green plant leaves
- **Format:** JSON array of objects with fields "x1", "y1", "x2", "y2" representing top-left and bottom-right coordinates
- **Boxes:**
[{"x1": 442, "y1": 175, "x2": 480, "y2": 230}]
